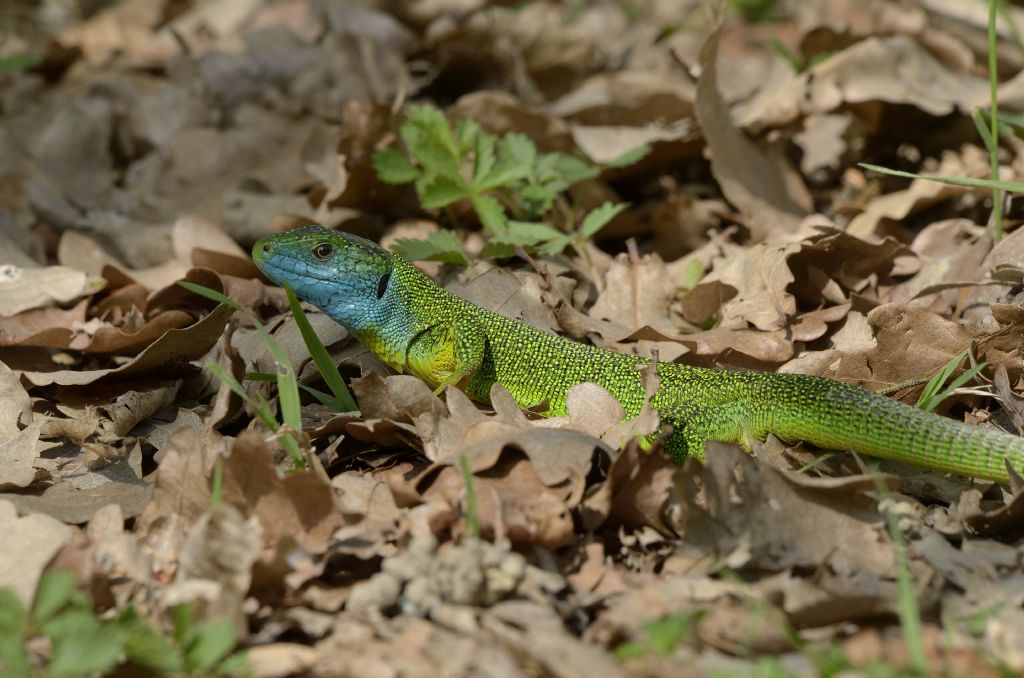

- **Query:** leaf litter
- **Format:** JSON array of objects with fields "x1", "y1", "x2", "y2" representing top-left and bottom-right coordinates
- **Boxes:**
[{"x1": 4, "y1": 0, "x2": 1024, "y2": 675}]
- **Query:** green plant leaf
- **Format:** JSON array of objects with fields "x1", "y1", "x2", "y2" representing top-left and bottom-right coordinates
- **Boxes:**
[
  {"x1": 471, "y1": 194, "x2": 508, "y2": 232},
  {"x1": 31, "y1": 570, "x2": 77, "y2": 624},
  {"x1": 44, "y1": 610, "x2": 125, "y2": 678},
  {"x1": 391, "y1": 231, "x2": 469, "y2": 265},
  {"x1": 578, "y1": 201, "x2": 628, "y2": 239},
  {"x1": 0, "y1": 53, "x2": 40, "y2": 75},
  {"x1": 474, "y1": 133, "x2": 535, "y2": 190},
  {"x1": 518, "y1": 184, "x2": 559, "y2": 217},
  {"x1": 603, "y1": 143, "x2": 651, "y2": 169},
  {"x1": 481, "y1": 222, "x2": 570, "y2": 258},
  {"x1": 472, "y1": 129, "x2": 497, "y2": 184},
  {"x1": 285, "y1": 284, "x2": 357, "y2": 411},
  {"x1": 0, "y1": 588, "x2": 28, "y2": 677},
  {"x1": 122, "y1": 618, "x2": 185, "y2": 674},
  {"x1": 456, "y1": 118, "x2": 481, "y2": 155},
  {"x1": 538, "y1": 152, "x2": 599, "y2": 189},
  {"x1": 401, "y1": 106, "x2": 462, "y2": 182},
  {"x1": 372, "y1": 148, "x2": 420, "y2": 184},
  {"x1": 185, "y1": 620, "x2": 238, "y2": 674},
  {"x1": 418, "y1": 175, "x2": 469, "y2": 208},
  {"x1": 499, "y1": 132, "x2": 536, "y2": 168}
]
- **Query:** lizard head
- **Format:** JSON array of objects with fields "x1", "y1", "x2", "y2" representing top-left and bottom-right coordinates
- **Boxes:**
[{"x1": 252, "y1": 225, "x2": 395, "y2": 330}]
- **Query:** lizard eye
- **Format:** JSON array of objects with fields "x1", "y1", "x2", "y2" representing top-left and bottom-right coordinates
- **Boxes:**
[{"x1": 312, "y1": 243, "x2": 333, "y2": 260}]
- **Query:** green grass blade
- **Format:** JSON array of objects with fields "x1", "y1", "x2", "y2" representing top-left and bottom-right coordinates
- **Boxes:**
[
  {"x1": 285, "y1": 283, "x2": 357, "y2": 411},
  {"x1": 209, "y1": 363, "x2": 304, "y2": 467},
  {"x1": 988, "y1": 0, "x2": 1004, "y2": 242},
  {"x1": 916, "y1": 351, "x2": 966, "y2": 411},
  {"x1": 972, "y1": 108, "x2": 997, "y2": 154},
  {"x1": 176, "y1": 281, "x2": 240, "y2": 310},
  {"x1": 247, "y1": 372, "x2": 340, "y2": 408},
  {"x1": 179, "y1": 281, "x2": 308, "y2": 468},
  {"x1": 458, "y1": 454, "x2": 480, "y2": 540},
  {"x1": 796, "y1": 451, "x2": 839, "y2": 474},
  {"x1": 859, "y1": 163, "x2": 1024, "y2": 193},
  {"x1": 921, "y1": 363, "x2": 989, "y2": 413}
]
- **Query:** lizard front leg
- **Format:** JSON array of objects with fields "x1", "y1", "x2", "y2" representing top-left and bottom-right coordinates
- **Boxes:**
[{"x1": 405, "y1": 318, "x2": 485, "y2": 394}]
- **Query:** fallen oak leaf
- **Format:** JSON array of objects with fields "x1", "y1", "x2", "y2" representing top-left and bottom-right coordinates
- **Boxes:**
[{"x1": 17, "y1": 302, "x2": 232, "y2": 387}]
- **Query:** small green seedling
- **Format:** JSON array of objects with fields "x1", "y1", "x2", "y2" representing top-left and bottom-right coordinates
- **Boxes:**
[
  {"x1": 373, "y1": 104, "x2": 647, "y2": 262},
  {"x1": 0, "y1": 570, "x2": 250, "y2": 678}
]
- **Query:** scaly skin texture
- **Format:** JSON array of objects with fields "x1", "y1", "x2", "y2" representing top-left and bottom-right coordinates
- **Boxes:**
[{"x1": 253, "y1": 226, "x2": 1024, "y2": 481}]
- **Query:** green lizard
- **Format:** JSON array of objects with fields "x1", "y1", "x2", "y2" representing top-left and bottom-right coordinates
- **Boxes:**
[{"x1": 252, "y1": 226, "x2": 1024, "y2": 482}]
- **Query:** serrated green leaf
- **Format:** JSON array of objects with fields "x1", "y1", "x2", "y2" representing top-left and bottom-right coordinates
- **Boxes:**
[
  {"x1": 499, "y1": 132, "x2": 537, "y2": 169},
  {"x1": 456, "y1": 118, "x2": 481, "y2": 155},
  {"x1": 173, "y1": 604, "x2": 196, "y2": 646},
  {"x1": 519, "y1": 184, "x2": 558, "y2": 217},
  {"x1": 124, "y1": 625, "x2": 184, "y2": 673},
  {"x1": 372, "y1": 148, "x2": 420, "y2": 184},
  {"x1": 471, "y1": 194, "x2": 508, "y2": 232},
  {"x1": 603, "y1": 143, "x2": 651, "y2": 169},
  {"x1": 418, "y1": 175, "x2": 468, "y2": 208},
  {"x1": 475, "y1": 161, "x2": 533, "y2": 192},
  {"x1": 31, "y1": 570, "x2": 77, "y2": 624},
  {"x1": 391, "y1": 231, "x2": 469, "y2": 265},
  {"x1": 0, "y1": 588, "x2": 28, "y2": 678},
  {"x1": 401, "y1": 106, "x2": 463, "y2": 183},
  {"x1": 481, "y1": 222, "x2": 570, "y2": 258},
  {"x1": 0, "y1": 588, "x2": 25, "y2": 628},
  {"x1": 44, "y1": 611, "x2": 125, "y2": 678},
  {"x1": 579, "y1": 202, "x2": 628, "y2": 240},
  {"x1": 504, "y1": 221, "x2": 565, "y2": 242},
  {"x1": 216, "y1": 651, "x2": 252, "y2": 677},
  {"x1": 185, "y1": 620, "x2": 237, "y2": 674},
  {"x1": 406, "y1": 105, "x2": 458, "y2": 158},
  {"x1": 537, "y1": 152, "x2": 599, "y2": 190},
  {"x1": 472, "y1": 130, "x2": 497, "y2": 184}
]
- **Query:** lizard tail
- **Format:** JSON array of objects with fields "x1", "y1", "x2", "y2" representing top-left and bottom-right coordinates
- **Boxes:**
[{"x1": 761, "y1": 373, "x2": 1024, "y2": 481}]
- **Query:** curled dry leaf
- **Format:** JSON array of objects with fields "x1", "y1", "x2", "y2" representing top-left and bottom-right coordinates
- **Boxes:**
[
  {"x1": 0, "y1": 500, "x2": 73, "y2": 605},
  {"x1": 354, "y1": 375, "x2": 606, "y2": 547},
  {"x1": 17, "y1": 302, "x2": 232, "y2": 387},
  {"x1": 674, "y1": 443, "x2": 894, "y2": 581},
  {"x1": 694, "y1": 27, "x2": 809, "y2": 239},
  {"x1": 138, "y1": 428, "x2": 342, "y2": 587},
  {"x1": 0, "y1": 265, "x2": 105, "y2": 317}
]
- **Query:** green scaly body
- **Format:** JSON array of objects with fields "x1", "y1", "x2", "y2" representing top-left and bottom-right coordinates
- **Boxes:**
[{"x1": 253, "y1": 226, "x2": 1024, "y2": 481}]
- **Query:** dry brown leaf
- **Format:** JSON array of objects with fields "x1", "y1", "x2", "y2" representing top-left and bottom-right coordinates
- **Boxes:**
[
  {"x1": 0, "y1": 299, "x2": 89, "y2": 349},
  {"x1": 694, "y1": 27, "x2": 809, "y2": 239},
  {"x1": 674, "y1": 443, "x2": 894, "y2": 577},
  {"x1": 699, "y1": 240, "x2": 801, "y2": 331},
  {"x1": 0, "y1": 265, "x2": 105, "y2": 317},
  {"x1": 0, "y1": 500, "x2": 73, "y2": 605},
  {"x1": 782, "y1": 303, "x2": 974, "y2": 390},
  {"x1": 848, "y1": 146, "x2": 991, "y2": 238},
  {"x1": 482, "y1": 601, "x2": 625, "y2": 678},
  {"x1": 588, "y1": 251, "x2": 678, "y2": 336},
  {"x1": 17, "y1": 303, "x2": 232, "y2": 387},
  {"x1": 793, "y1": 112, "x2": 851, "y2": 176},
  {"x1": 0, "y1": 362, "x2": 31, "y2": 436}
]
